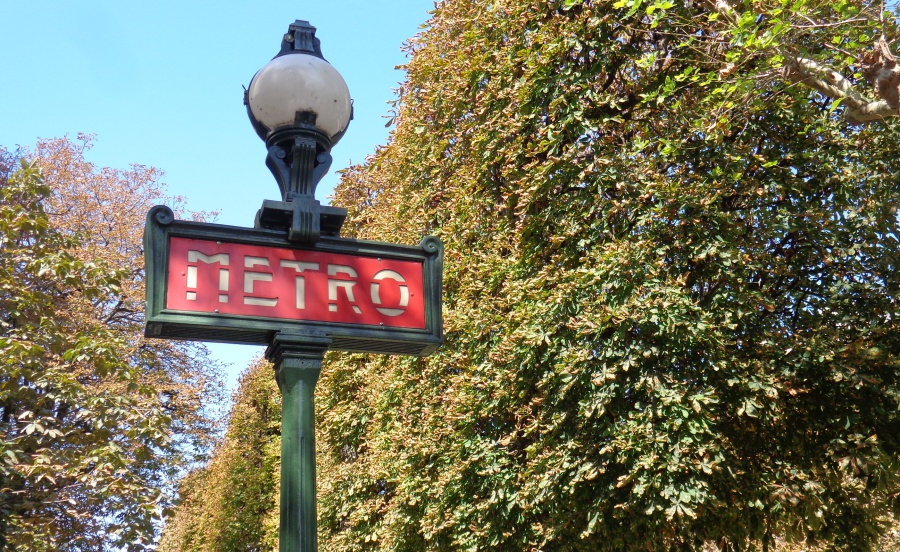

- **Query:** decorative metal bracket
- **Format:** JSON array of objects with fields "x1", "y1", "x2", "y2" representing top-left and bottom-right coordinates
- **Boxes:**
[
  {"x1": 245, "y1": 19, "x2": 353, "y2": 244},
  {"x1": 277, "y1": 20, "x2": 325, "y2": 60},
  {"x1": 254, "y1": 112, "x2": 346, "y2": 242}
]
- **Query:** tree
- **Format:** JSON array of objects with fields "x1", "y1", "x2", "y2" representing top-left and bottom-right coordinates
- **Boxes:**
[
  {"x1": 158, "y1": 356, "x2": 280, "y2": 552},
  {"x1": 35, "y1": 136, "x2": 224, "y2": 467},
  {"x1": 0, "y1": 137, "x2": 223, "y2": 551},
  {"x1": 162, "y1": 0, "x2": 900, "y2": 550},
  {"x1": 321, "y1": 0, "x2": 900, "y2": 550}
]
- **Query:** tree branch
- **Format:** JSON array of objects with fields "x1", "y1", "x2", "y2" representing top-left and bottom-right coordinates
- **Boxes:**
[
  {"x1": 783, "y1": 56, "x2": 899, "y2": 123},
  {"x1": 704, "y1": 0, "x2": 900, "y2": 124}
]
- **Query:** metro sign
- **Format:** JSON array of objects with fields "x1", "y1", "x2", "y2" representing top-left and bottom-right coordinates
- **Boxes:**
[
  {"x1": 167, "y1": 237, "x2": 426, "y2": 328},
  {"x1": 144, "y1": 206, "x2": 443, "y2": 356}
]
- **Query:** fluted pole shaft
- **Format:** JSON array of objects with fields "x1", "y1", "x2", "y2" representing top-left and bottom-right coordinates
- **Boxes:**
[{"x1": 266, "y1": 330, "x2": 331, "y2": 552}]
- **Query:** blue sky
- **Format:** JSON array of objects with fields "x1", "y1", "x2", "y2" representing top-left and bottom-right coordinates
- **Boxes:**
[{"x1": 1, "y1": 1, "x2": 435, "y2": 389}]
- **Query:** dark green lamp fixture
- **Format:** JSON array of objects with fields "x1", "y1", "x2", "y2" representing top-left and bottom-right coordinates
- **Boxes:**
[
  {"x1": 244, "y1": 20, "x2": 352, "y2": 551},
  {"x1": 245, "y1": 20, "x2": 352, "y2": 242}
]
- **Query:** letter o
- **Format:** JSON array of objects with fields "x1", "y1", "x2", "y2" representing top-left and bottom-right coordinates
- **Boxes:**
[{"x1": 370, "y1": 269, "x2": 409, "y2": 317}]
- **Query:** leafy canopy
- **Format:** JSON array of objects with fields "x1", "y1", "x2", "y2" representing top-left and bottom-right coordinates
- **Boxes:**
[
  {"x1": 164, "y1": 0, "x2": 900, "y2": 550},
  {"x1": 158, "y1": 356, "x2": 280, "y2": 552},
  {"x1": 0, "y1": 138, "x2": 223, "y2": 551},
  {"x1": 325, "y1": 0, "x2": 900, "y2": 550}
]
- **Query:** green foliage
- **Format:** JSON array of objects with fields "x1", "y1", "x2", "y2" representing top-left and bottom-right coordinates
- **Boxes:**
[
  {"x1": 0, "y1": 162, "x2": 151, "y2": 549},
  {"x1": 159, "y1": 356, "x2": 281, "y2": 552},
  {"x1": 0, "y1": 140, "x2": 223, "y2": 551},
  {"x1": 322, "y1": 0, "x2": 900, "y2": 550},
  {"x1": 162, "y1": 1, "x2": 900, "y2": 550}
]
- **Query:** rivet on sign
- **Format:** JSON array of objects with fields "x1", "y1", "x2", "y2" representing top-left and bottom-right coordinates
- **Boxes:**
[
  {"x1": 377, "y1": 258, "x2": 382, "y2": 262},
  {"x1": 380, "y1": 322, "x2": 384, "y2": 326},
  {"x1": 217, "y1": 241, "x2": 222, "y2": 245},
  {"x1": 214, "y1": 309, "x2": 219, "y2": 313}
]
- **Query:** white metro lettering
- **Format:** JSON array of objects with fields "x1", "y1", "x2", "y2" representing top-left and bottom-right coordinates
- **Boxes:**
[
  {"x1": 327, "y1": 265, "x2": 363, "y2": 315},
  {"x1": 371, "y1": 269, "x2": 409, "y2": 317},
  {"x1": 244, "y1": 256, "x2": 277, "y2": 307},
  {"x1": 186, "y1": 250, "x2": 230, "y2": 303},
  {"x1": 280, "y1": 260, "x2": 320, "y2": 309},
  {"x1": 172, "y1": 238, "x2": 423, "y2": 325}
]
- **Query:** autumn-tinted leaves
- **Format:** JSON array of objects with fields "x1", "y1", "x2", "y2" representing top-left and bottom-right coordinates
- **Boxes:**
[
  {"x1": 0, "y1": 138, "x2": 222, "y2": 551},
  {"x1": 168, "y1": 0, "x2": 900, "y2": 550}
]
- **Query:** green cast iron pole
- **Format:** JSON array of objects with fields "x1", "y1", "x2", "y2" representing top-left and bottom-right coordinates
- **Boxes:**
[{"x1": 266, "y1": 330, "x2": 332, "y2": 552}]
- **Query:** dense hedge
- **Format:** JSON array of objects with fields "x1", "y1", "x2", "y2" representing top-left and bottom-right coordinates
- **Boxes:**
[{"x1": 165, "y1": 1, "x2": 900, "y2": 550}]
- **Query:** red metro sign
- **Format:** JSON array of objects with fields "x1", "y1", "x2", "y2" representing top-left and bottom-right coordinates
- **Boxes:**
[
  {"x1": 143, "y1": 206, "x2": 443, "y2": 356},
  {"x1": 166, "y1": 237, "x2": 426, "y2": 329}
]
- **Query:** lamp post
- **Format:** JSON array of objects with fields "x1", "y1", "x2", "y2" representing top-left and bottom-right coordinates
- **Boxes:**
[
  {"x1": 245, "y1": 19, "x2": 352, "y2": 243},
  {"x1": 144, "y1": 16, "x2": 441, "y2": 551},
  {"x1": 244, "y1": 20, "x2": 352, "y2": 551}
]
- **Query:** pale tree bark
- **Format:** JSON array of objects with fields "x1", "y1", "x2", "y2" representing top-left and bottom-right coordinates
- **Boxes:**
[
  {"x1": 707, "y1": 0, "x2": 900, "y2": 124},
  {"x1": 782, "y1": 56, "x2": 899, "y2": 124}
]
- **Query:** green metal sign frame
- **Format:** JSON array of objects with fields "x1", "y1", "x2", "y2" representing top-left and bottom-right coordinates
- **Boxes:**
[{"x1": 144, "y1": 205, "x2": 443, "y2": 356}]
